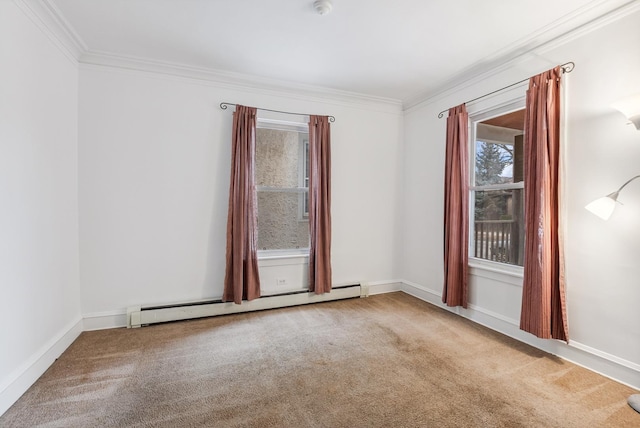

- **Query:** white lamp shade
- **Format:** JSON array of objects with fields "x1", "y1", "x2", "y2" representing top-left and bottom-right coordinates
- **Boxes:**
[
  {"x1": 585, "y1": 195, "x2": 617, "y2": 220},
  {"x1": 611, "y1": 94, "x2": 640, "y2": 130}
]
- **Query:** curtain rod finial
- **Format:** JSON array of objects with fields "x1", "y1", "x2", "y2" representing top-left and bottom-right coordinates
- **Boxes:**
[{"x1": 561, "y1": 62, "x2": 575, "y2": 73}]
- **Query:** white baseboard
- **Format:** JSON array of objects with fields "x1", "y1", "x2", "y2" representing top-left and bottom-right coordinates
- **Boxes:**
[
  {"x1": 0, "y1": 316, "x2": 83, "y2": 416},
  {"x1": 82, "y1": 310, "x2": 128, "y2": 331},
  {"x1": 365, "y1": 280, "x2": 403, "y2": 295},
  {"x1": 400, "y1": 279, "x2": 640, "y2": 390},
  {"x1": 401, "y1": 279, "x2": 444, "y2": 304},
  {"x1": 569, "y1": 340, "x2": 640, "y2": 374},
  {"x1": 567, "y1": 340, "x2": 640, "y2": 390}
]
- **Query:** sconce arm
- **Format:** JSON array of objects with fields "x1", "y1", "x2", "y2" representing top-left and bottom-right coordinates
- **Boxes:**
[{"x1": 616, "y1": 175, "x2": 640, "y2": 194}]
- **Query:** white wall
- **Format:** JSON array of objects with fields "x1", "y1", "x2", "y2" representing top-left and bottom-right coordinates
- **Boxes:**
[
  {"x1": 401, "y1": 8, "x2": 640, "y2": 388},
  {"x1": 78, "y1": 66, "x2": 403, "y2": 321},
  {"x1": 0, "y1": 1, "x2": 81, "y2": 414}
]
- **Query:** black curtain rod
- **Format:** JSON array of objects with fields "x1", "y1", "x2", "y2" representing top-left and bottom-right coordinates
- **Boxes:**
[
  {"x1": 219, "y1": 102, "x2": 336, "y2": 123},
  {"x1": 437, "y1": 62, "x2": 575, "y2": 119}
]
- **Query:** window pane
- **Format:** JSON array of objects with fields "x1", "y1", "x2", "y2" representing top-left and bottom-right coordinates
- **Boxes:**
[
  {"x1": 473, "y1": 188, "x2": 524, "y2": 266},
  {"x1": 256, "y1": 128, "x2": 306, "y2": 188},
  {"x1": 475, "y1": 115, "x2": 524, "y2": 186},
  {"x1": 257, "y1": 191, "x2": 309, "y2": 250},
  {"x1": 475, "y1": 140, "x2": 515, "y2": 186}
]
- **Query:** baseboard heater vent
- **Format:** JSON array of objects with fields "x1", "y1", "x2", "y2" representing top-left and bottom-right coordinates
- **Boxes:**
[{"x1": 127, "y1": 283, "x2": 367, "y2": 328}]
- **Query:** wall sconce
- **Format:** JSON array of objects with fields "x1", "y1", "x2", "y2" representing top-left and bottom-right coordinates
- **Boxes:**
[
  {"x1": 611, "y1": 93, "x2": 640, "y2": 130},
  {"x1": 586, "y1": 95, "x2": 640, "y2": 220},
  {"x1": 585, "y1": 175, "x2": 640, "y2": 220}
]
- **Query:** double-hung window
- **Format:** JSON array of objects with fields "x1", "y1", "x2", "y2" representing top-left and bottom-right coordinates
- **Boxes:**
[
  {"x1": 255, "y1": 119, "x2": 309, "y2": 255},
  {"x1": 470, "y1": 103, "x2": 525, "y2": 267}
]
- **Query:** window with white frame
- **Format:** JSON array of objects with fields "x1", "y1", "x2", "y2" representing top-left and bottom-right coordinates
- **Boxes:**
[
  {"x1": 255, "y1": 119, "x2": 309, "y2": 253},
  {"x1": 470, "y1": 104, "x2": 525, "y2": 267}
]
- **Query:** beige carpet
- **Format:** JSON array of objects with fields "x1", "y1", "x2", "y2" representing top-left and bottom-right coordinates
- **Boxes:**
[{"x1": 1, "y1": 292, "x2": 638, "y2": 427}]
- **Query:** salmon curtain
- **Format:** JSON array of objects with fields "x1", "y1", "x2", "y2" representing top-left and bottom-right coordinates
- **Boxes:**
[
  {"x1": 308, "y1": 115, "x2": 332, "y2": 294},
  {"x1": 442, "y1": 104, "x2": 469, "y2": 308},
  {"x1": 222, "y1": 105, "x2": 261, "y2": 304},
  {"x1": 520, "y1": 67, "x2": 569, "y2": 341}
]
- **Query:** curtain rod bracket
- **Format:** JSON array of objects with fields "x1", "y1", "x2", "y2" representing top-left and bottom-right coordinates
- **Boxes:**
[
  {"x1": 220, "y1": 102, "x2": 335, "y2": 123},
  {"x1": 437, "y1": 61, "x2": 575, "y2": 119}
]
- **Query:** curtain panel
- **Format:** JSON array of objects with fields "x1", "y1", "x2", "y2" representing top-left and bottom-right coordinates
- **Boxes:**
[
  {"x1": 222, "y1": 105, "x2": 261, "y2": 304},
  {"x1": 520, "y1": 67, "x2": 569, "y2": 341},
  {"x1": 308, "y1": 115, "x2": 332, "y2": 294},
  {"x1": 442, "y1": 104, "x2": 469, "y2": 308}
]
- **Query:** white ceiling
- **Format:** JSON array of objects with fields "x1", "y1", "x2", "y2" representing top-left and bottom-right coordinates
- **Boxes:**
[{"x1": 51, "y1": 0, "x2": 633, "y2": 104}]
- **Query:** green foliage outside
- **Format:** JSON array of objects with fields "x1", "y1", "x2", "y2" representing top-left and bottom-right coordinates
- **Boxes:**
[{"x1": 475, "y1": 141, "x2": 513, "y2": 220}]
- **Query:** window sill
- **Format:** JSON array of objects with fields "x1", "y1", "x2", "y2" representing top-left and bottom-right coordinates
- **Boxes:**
[
  {"x1": 258, "y1": 249, "x2": 309, "y2": 266},
  {"x1": 469, "y1": 258, "x2": 523, "y2": 286},
  {"x1": 258, "y1": 248, "x2": 309, "y2": 259}
]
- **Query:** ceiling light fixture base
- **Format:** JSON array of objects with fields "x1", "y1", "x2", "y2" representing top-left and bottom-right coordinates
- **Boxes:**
[{"x1": 313, "y1": 0, "x2": 333, "y2": 15}]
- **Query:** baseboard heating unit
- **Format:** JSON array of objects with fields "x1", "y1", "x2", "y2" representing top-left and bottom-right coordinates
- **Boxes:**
[{"x1": 127, "y1": 283, "x2": 367, "y2": 328}]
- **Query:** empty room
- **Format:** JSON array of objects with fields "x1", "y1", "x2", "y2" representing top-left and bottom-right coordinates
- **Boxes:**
[{"x1": 1, "y1": 0, "x2": 639, "y2": 426}]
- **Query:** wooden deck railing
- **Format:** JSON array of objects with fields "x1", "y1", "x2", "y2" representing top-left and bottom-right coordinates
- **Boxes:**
[{"x1": 474, "y1": 219, "x2": 521, "y2": 265}]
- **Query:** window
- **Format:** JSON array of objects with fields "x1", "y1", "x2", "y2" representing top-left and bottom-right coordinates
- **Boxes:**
[
  {"x1": 470, "y1": 106, "x2": 525, "y2": 267},
  {"x1": 255, "y1": 119, "x2": 309, "y2": 253}
]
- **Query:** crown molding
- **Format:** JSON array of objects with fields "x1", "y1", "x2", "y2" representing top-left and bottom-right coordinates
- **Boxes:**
[
  {"x1": 22, "y1": 0, "x2": 638, "y2": 113},
  {"x1": 19, "y1": 0, "x2": 401, "y2": 113},
  {"x1": 14, "y1": 0, "x2": 87, "y2": 64},
  {"x1": 403, "y1": 0, "x2": 640, "y2": 111},
  {"x1": 79, "y1": 50, "x2": 403, "y2": 114}
]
